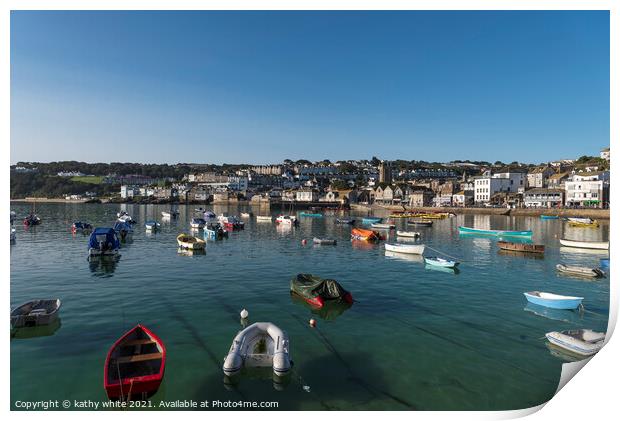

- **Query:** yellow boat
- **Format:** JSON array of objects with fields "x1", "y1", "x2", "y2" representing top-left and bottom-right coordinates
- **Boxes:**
[
  {"x1": 177, "y1": 233, "x2": 206, "y2": 250},
  {"x1": 568, "y1": 221, "x2": 599, "y2": 228},
  {"x1": 415, "y1": 213, "x2": 448, "y2": 219}
]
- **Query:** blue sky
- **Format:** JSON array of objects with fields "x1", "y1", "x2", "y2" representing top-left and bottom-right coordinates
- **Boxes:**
[{"x1": 10, "y1": 11, "x2": 609, "y2": 165}]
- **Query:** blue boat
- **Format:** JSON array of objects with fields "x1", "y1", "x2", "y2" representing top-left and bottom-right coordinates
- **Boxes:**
[
  {"x1": 523, "y1": 291, "x2": 583, "y2": 310},
  {"x1": 204, "y1": 223, "x2": 228, "y2": 240},
  {"x1": 88, "y1": 228, "x2": 120, "y2": 257},
  {"x1": 362, "y1": 217, "x2": 382, "y2": 224},
  {"x1": 600, "y1": 258, "x2": 610, "y2": 269},
  {"x1": 540, "y1": 215, "x2": 559, "y2": 220},
  {"x1": 458, "y1": 226, "x2": 532, "y2": 237},
  {"x1": 113, "y1": 220, "x2": 134, "y2": 241},
  {"x1": 300, "y1": 212, "x2": 323, "y2": 217}
]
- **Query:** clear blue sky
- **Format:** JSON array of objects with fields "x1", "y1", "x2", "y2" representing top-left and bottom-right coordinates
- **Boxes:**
[{"x1": 11, "y1": 11, "x2": 609, "y2": 165}]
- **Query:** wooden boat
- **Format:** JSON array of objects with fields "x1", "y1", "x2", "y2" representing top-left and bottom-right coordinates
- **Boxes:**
[
  {"x1": 523, "y1": 291, "x2": 583, "y2": 310},
  {"x1": 190, "y1": 218, "x2": 206, "y2": 229},
  {"x1": 396, "y1": 230, "x2": 420, "y2": 238},
  {"x1": 351, "y1": 228, "x2": 383, "y2": 242},
  {"x1": 88, "y1": 228, "x2": 121, "y2": 257},
  {"x1": 407, "y1": 219, "x2": 433, "y2": 227},
  {"x1": 458, "y1": 226, "x2": 532, "y2": 237},
  {"x1": 223, "y1": 322, "x2": 291, "y2": 377},
  {"x1": 362, "y1": 217, "x2": 382, "y2": 224},
  {"x1": 540, "y1": 215, "x2": 559, "y2": 220},
  {"x1": 497, "y1": 241, "x2": 544, "y2": 254},
  {"x1": 335, "y1": 218, "x2": 355, "y2": 225},
  {"x1": 556, "y1": 264, "x2": 604, "y2": 278},
  {"x1": 300, "y1": 211, "x2": 323, "y2": 217},
  {"x1": 559, "y1": 238, "x2": 609, "y2": 250},
  {"x1": 11, "y1": 299, "x2": 61, "y2": 328},
  {"x1": 424, "y1": 256, "x2": 459, "y2": 268},
  {"x1": 384, "y1": 243, "x2": 425, "y2": 255},
  {"x1": 545, "y1": 329, "x2": 605, "y2": 357},
  {"x1": 104, "y1": 324, "x2": 166, "y2": 400},
  {"x1": 371, "y1": 223, "x2": 395, "y2": 230},
  {"x1": 256, "y1": 215, "x2": 273, "y2": 222},
  {"x1": 313, "y1": 237, "x2": 337, "y2": 245},
  {"x1": 176, "y1": 233, "x2": 206, "y2": 250}
]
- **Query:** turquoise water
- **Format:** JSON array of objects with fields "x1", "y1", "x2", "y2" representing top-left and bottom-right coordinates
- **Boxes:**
[{"x1": 10, "y1": 204, "x2": 610, "y2": 410}]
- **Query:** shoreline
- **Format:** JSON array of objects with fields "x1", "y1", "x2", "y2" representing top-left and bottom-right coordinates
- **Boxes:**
[{"x1": 351, "y1": 204, "x2": 610, "y2": 220}]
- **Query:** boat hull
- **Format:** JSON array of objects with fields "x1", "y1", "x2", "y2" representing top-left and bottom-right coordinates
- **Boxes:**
[
  {"x1": 497, "y1": 241, "x2": 544, "y2": 254},
  {"x1": 385, "y1": 243, "x2": 425, "y2": 255},
  {"x1": 458, "y1": 226, "x2": 532, "y2": 237},
  {"x1": 524, "y1": 293, "x2": 583, "y2": 310},
  {"x1": 559, "y1": 239, "x2": 609, "y2": 250}
]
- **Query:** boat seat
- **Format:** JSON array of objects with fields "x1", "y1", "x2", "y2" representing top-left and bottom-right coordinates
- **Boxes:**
[
  {"x1": 122, "y1": 339, "x2": 156, "y2": 347},
  {"x1": 116, "y1": 352, "x2": 162, "y2": 364}
]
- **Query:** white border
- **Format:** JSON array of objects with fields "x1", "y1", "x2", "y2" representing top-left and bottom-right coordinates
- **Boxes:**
[{"x1": 3, "y1": 1, "x2": 616, "y2": 420}]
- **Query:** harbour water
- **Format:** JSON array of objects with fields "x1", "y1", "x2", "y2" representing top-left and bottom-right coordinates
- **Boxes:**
[{"x1": 10, "y1": 203, "x2": 610, "y2": 410}]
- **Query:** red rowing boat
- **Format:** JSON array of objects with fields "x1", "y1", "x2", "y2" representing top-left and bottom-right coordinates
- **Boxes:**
[{"x1": 104, "y1": 324, "x2": 166, "y2": 400}]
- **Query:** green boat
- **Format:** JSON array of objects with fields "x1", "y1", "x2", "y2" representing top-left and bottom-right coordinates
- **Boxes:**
[
  {"x1": 458, "y1": 226, "x2": 532, "y2": 237},
  {"x1": 300, "y1": 212, "x2": 323, "y2": 217}
]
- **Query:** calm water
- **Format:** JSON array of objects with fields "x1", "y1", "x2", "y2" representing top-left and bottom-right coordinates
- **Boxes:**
[{"x1": 10, "y1": 203, "x2": 610, "y2": 410}]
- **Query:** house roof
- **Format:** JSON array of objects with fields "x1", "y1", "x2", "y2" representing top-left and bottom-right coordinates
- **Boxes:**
[
  {"x1": 549, "y1": 172, "x2": 569, "y2": 180},
  {"x1": 524, "y1": 188, "x2": 564, "y2": 194}
]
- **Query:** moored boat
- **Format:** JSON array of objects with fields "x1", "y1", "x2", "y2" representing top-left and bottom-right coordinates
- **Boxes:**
[
  {"x1": 176, "y1": 233, "x2": 206, "y2": 250},
  {"x1": 371, "y1": 223, "x2": 395, "y2": 230},
  {"x1": 351, "y1": 228, "x2": 383, "y2": 242},
  {"x1": 204, "y1": 223, "x2": 228, "y2": 240},
  {"x1": 545, "y1": 329, "x2": 605, "y2": 357},
  {"x1": 113, "y1": 220, "x2": 134, "y2": 241},
  {"x1": 10, "y1": 227, "x2": 16, "y2": 242},
  {"x1": 568, "y1": 219, "x2": 599, "y2": 228},
  {"x1": 240, "y1": 212, "x2": 253, "y2": 218},
  {"x1": 458, "y1": 226, "x2": 532, "y2": 237},
  {"x1": 523, "y1": 291, "x2": 583, "y2": 310},
  {"x1": 335, "y1": 218, "x2": 355, "y2": 225},
  {"x1": 362, "y1": 217, "x2": 382, "y2": 224},
  {"x1": 600, "y1": 258, "x2": 609, "y2": 269},
  {"x1": 396, "y1": 230, "x2": 420, "y2": 238},
  {"x1": 407, "y1": 219, "x2": 433, "y2": 227},
  {"x1": 290, "y1": 273, "x2": 353, "y2": 308},
  {"x1": 556, "y1": 264, "x2": 604, "y2": 278},
  {"x1": 559, "y1": 238, "x2": 609, "y2": 250},
  {"x1": 223, "y1": 322, "x2": 291, "y2": 377},
  {"x1": 72, "y1": 221, "x2": 93, "y2": 233},
  {"x1": 313, "y1": 238, "x2": 337, "y2": 245},
  {"x1": 145, "y1": 220, "x2": 161, "y2": 231},
  {"x1": 300, "y1": 211, "x2": 323, "y2": 217},
  {"x1": 88, "y1": 228, "x2": 121, "y2": 257},
  {"x1": 218, "y1": 214, "x2": 244, "y2": 230},
  {"x1": 104, "y1": 324, "x2": 166, "y2": 400},
  {"x1": 497, "y1": 241, "x2": 544, "y2": 254},
  {"x1": 11, "y1": 299, "x2": 61, "y2": 328},
  {"x1": 190, "y1": 218, "x2": 206, "y2": 229},
  {"x1": 540, "y1": 215, "x2": 559, "y2": 220},
  {"x1": 276, "y1": 215, "x2": 298, "y2": 225},
  {"x1": 161, "y1": 210, "x2": 179, "y2": 219},
  {"x1": 424, "y1": 256, "x2": 459, "y2": 268},
  {"x1": 23, "y1": 213, "x2": 41, "y2": 226},
  {"x1": 256, "y1": 215, "x2": 273, "y2": 222},
  {"x1": 384, "y1": 243, "x2": 425, "y2": 255}
]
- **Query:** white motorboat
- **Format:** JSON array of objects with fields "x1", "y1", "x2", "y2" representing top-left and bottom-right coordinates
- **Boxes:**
[
  {"x1": 396, "y1": 230, "x2": 420, "y2": 238},
  {"x1": 559, "y1": 239, "x2": 609, "y2": 250},
  {"x1": 556, "y1": 264, "x2": 604, "y2": 278},
  {"x1": 256, "y1": 215, "x2": 273, "y2": 222},
  {"x1": 384, "y1": 243, "x2": 425, "y2": 255}
]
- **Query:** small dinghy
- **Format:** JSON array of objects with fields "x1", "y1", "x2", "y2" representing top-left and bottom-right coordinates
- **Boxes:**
[
  {"x1": 424, "y1": 256, "x2": 459, "y2": 268},
  {"x1": 88, "y1": 228, "x2": 121, "y2": 257},
  {"x1": 335, "y1": 218, "x2": 355, "y2": 225},
  {"x1": 408, "y1": 219, "x2": 433, "y2": 227},
  {"x1": 566, "y1": 217, "x2": 598, "y2": 227},
  {"x1": 362, "y1": 217, "x2": 382, "y2": 224},
  {"x1": 545, "y1": 329, "x2": 605, "y2": 357},
  {"x1": 176, "y1": 233, "x2": 206, "y2": 250},
  {"x1": 313, "y1": 237, "x2": 337, "y2": 245},
  {"x1": 556, "y1": 264, "x2": 604, "y2": 278},
  {"x1": 540, "y1": 215, "x2": 559, "y2": 220},
  {"x1": 385, "y1": 243, "x2": 425, "y2": 255},
  {"x1": 300, "y1": 211, "x2": 323, "y2": 217},
  {"x1": 190, "y1": 218, "x2": 206, "y2": 229},
  {"x1": 161, "y1": 210, "x2": 179, "y2": 219},
  {"x1": 497, "y1": 241, "x2": 544, "y2": 254},
  {"x1": 72, "y1": 221, "x2": 93, "y2": 233},
  {"x1": 559, "y1": 238, "x2": 609, "y2": 250},
  {"x1": 371, "y1": 223, "x2": 395, "y2": 230},
  {"x1": 256, "y1": 215, "x2": 273, "y2": 222},
  {"x1": 144, "y1": 220, "x2": 161, "y2": 231},
  {"x1": 223, "y1": 322, "x2": 291, "y2": 377},
  {"x1": 396, "y1": 230, "x2": 420, "y2": 238},
  {"x1": 290, "y1": 273, "x2": 353, "y2": 308},
  {"x1": 276, "y1": 215, "x2": 298, "y2": 225},
  {"x1": 104, "y1": 324, "x2": 166, "y2": 400},
  {"x1": 11, "y1": 299, "x2": 61, "y2": 328},
  {"x1": 523, "y1": 291, "x2": 584, "y2": 310},
  {"x1": 458, "y1": 226, "x2": 531, "y2": 237},
  {"x1": 351, "y1": 228, "x2": 383, "y2": 242}
]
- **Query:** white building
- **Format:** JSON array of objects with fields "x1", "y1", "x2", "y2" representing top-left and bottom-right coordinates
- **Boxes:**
[
  {"x1": 601, "y1": 147, "x2": 610, "y2": 161},
  {"x1": 474, "y1": 171, "x2": 526, "y2": 204},
  {"x1": 120, "y1": 185, "x2": 140, "y2": 199},
  {"x1": 523, "y1": 188, "x2": 564, "y2": 208},
  {"x1": 565, "y1": 171, "x2": 610, "y2": 208},
  {"x1": 452, "y1": 190, "x2": 474, "y2": 207},
  {"x1": 295, "y1": 188, "x2": 319, "y2": 202}
]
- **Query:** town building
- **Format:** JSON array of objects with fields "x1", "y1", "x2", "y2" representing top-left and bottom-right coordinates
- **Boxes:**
[
  {"x1": 474, "y1": 170, "x2": 526, "y2": 204},
  {"x1": 120, "y1": 185, "x2": 140, "y2": 199},
  {"x1": 452, "y1": 190, "x2": 474, "y2": 207},
  {"x1": 547, "y1": 172, "x2": 570, "y2": 189},
  {"x1": 565, "y1": 171, "x2": 610, "y2": 208},
  {"x1": 601, "y1": 147, "x2": 610, "y2": 161},
  {"x1": 409, "y1": 189, "x2": 434, "y2": 207},
  {"x1": 378, "y1": 161, "x2": 392, "y2": 184},
  {"x1": 526, "y1": 167, "x2": 555, "y2": 188},
  {"x1": 295, "y1": 188, "x2": 319, "y2": 202},
  {"x1": 250, "y1": 165, "x2": 283, "y2": 175},
  {"x1": 523, "y1": 188, "x2": 565, "y2": 208}
]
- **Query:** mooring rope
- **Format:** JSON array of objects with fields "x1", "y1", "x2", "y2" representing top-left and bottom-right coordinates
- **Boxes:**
[{"x1": 424, "y1": 245, "x2": 463, "y2": 263}]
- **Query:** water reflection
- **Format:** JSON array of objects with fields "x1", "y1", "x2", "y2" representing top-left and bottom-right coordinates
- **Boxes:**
[
  {"x1": 11, "y1": 318, "x2": 62, "y2": 339},
  {"x1": 498, "y1": 249, "x2": 544, "y2": 260},
  {"x1": 424, "y1": 264, "x2": 460, "y2": 275},
  {"x1": 523, "y1": 303, "x2": 583, "y2": 323},
  {"x1": 88, "y1": 255, "x2": 120, "y2": 277},
  {"x1": 290, "y1": 294, "x2": 352, "y2": 321},
  {"x1": 223, "y1": 368, "x2": 291, "y2": 392},
  {"x1": 545, "y1": 342, "x2": 588, "y2": 363},
  {"x1": 177, "y1": 248, "x2": 206, "y2": 257},
  {"x1": 384, "y1": 250, "x2": 424, "y2": 263}
]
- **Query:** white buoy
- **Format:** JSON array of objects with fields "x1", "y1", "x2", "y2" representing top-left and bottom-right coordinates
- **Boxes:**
[{"x1": 240, "y1": 308, "x2": 249, "y2": 319}]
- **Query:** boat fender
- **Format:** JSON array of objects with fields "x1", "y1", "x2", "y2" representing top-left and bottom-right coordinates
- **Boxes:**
[{"x1": 309, "y1": 319, "x2": 316, "y2": 328}]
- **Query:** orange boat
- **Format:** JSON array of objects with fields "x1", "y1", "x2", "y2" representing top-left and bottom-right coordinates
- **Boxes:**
[{"x1": 351, "y1": 228, "x2": 383, "y2": 241}]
